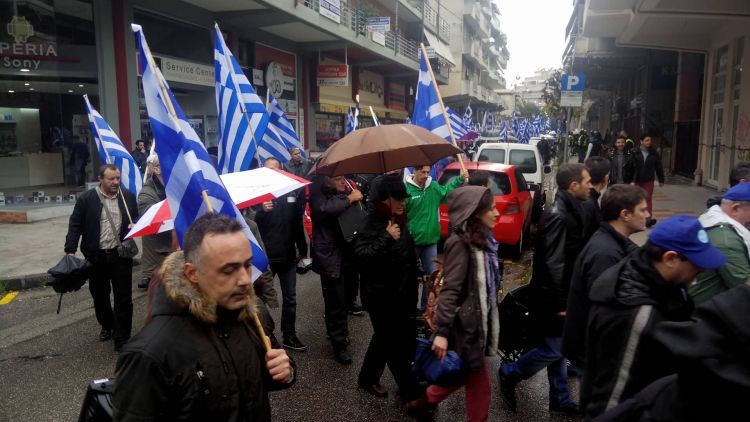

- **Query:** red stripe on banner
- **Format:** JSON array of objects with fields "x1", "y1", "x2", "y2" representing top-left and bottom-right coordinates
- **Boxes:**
[
  {"x1": 270, "y1": 168, "x2": 311, "y2": 185},
  {"x1": 237, "y1": 193, "x2": 276, "y2": 209}
]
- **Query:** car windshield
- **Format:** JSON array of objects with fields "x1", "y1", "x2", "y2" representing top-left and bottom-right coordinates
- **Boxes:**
[
  {"x1": 477, "y1": 148, "x2": 506, "y2": 164},
  {"x1": 509, "y1": 149, "x2": 537, "y2": 173},
  {"x1": 439, "y1": 170, "x2": 511, "y2": 196}
]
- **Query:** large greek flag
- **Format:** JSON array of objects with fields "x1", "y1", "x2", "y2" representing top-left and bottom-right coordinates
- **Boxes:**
[
  {"x1": 413, "y1": 52, "x2": 450, "y2": 140},
  {"x1": 213, "y1": 24, "x2": 289, "y2": 172},
  {"x1": 83, "y1": 94, "x2": 143, "y2": 195},
  {"x1": 267, "y1": 93, "x2": 304, "y2": 157},
  {"x1": 133, "y1": 24, "x2": 268, "y2": 279}
]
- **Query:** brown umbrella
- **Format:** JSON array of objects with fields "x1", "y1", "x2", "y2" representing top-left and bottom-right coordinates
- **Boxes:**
[{"x1": 310, "y1": 124, "x2": 463, "y2": 176}]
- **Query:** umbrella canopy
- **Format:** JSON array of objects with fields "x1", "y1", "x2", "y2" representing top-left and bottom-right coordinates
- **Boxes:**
[
  {"x1": 311, "y1": 124, "x2": 462, "y2": 176},
  {"x1": 126, "y1": 167, "x2": 310, "y2": 239}
]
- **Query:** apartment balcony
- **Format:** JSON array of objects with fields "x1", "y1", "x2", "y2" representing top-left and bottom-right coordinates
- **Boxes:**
[
  {"x1": 464, "y1": 2, "x2": 490, "y2": 39},
  {"x1": 297, "y1": 0, "x2": 420, "y2": 63},
  {"x1": 462, "y1": 79, "x2": 481, "y2": 100}
]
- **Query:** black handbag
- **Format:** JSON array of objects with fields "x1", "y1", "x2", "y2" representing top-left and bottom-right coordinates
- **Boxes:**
[
  {"x1": 338, "y1": 201, "x2": 367, "y2": 243},
  {"x1": 101, "y1": 197, "x2": 139, "y2": 259}
]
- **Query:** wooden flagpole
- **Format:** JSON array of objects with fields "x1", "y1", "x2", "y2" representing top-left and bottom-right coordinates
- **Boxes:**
[
  {"x1": 142, "y1": 34, "x2": 272, "y2": 351},
  {"x1": 85, "y1": 94, "x2": 135, "y2": 227},
  {"x1": 418, "y1": 43, "x2": 466, "y2": 174},
  {"x1": 368, "y1": 106, "x2": 379, "y2": 126}
]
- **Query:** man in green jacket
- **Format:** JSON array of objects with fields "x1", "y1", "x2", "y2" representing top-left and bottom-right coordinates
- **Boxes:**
[
  {"x1": 405, "y1": 165, "x2": 467, "y2": 311},
  {"x1": 689, "y1": 182, "x2": 750, "y2": 304},
  {"x1": 136, "y1": 155, "x2": 173, "y2": 289}
]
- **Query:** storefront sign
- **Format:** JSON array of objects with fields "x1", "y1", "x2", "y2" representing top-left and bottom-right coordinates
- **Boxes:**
[
  {"x1": 320, "y1": 0, "x2": 341, "y2": 24},
  {"x1": 253, "y1": 68, "x2": 264, "y2": 86},
  {"x1": 371, "y1": 31, "x2": 385, "y2": 46},
  {"x1": 385, "y1": 82, "x2": 405, "y2": 111},
  {"x1": 418, "y1": 47, "x2": 436, "y2": 60},
  {"x1": 266, "y1": 61, "x2": 286, "y2": 97},
  {"x1": 367, "y1": 17, "x2": 390, "y2": 33},
  {"x1": 158, "y1": 56, "x2": 214, "y2": 87},
  {"x1": 317, "y1": 64, "x2": 348, "y2": 87},
  {"x1": 2, "y1": 16, "x2": 58, "y2": 71},
  {"x1": 357, "y1": 69, "x2": 384, "y2": 105}
]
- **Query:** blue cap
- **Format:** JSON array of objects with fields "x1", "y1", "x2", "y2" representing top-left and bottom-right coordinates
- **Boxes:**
[
  {"x1": 648, "y1": 215, "x2": 726, "y2": 270},
  {"x1": 724, "y1": 182, "x2": 750, "y2": 201}
]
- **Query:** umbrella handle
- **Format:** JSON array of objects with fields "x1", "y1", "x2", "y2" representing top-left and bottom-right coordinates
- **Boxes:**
[{"x1": 57, "y1": 293, "x2": 63, "y2": 314}]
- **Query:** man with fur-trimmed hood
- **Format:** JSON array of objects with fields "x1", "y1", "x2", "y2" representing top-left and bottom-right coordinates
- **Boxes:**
[{"x1": 113, "y1": 213, "x2": 294, "y2": 421}]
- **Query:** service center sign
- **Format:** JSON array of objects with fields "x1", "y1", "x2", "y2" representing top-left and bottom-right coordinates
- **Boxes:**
[{"x1": 317, "y1": 64, "x2": 348, "y2": 87}]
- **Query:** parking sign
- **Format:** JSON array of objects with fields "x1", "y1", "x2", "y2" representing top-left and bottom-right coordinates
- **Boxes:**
[{"x1": 561, "y1": 74, "x2": 585, "y2": 92}]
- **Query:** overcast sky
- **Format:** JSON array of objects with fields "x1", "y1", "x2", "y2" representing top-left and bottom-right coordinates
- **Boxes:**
[{"x1": 496, "y1": 0, "x2": 574, "y2": 88}]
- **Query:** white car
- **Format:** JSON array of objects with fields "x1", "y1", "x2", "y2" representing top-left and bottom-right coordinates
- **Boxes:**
[{"x1": 472, "y1": 141, "x2": 551, "y2": 221}]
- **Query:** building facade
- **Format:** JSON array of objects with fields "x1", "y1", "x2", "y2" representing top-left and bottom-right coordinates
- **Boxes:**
[
  {"x1": 0, "y1": 0, "x2": 433, "y2": 190},
  {"x1": 572, "y1": 0, "x2": 750, "y2": 190}
]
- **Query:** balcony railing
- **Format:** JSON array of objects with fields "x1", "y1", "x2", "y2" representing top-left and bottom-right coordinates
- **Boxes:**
[{"x1": 301, "y1": 0, "x2": 419, "y2": 62}]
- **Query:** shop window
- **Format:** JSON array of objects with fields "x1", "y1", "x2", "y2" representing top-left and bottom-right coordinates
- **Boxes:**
[
  {"x1": 0, "y1": 0, "x2": 100, "y2": 189},
  {"x1": 133, "y1": 10, "x2": 212, "y2": 64},
  {"x1": 315, "y1": 113, "x2": 344, "y2": 151}
]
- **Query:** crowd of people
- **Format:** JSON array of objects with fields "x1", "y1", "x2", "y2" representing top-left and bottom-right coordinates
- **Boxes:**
[{"x1": 63, "y1": 139, "x2": 750, "y2": 421}]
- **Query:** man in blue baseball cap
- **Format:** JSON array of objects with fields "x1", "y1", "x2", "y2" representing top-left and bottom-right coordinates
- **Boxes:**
[
  {"x1": 690, "y1": 182, "x2": 750, "y2": 304},
  {"x1": 580, "y1": 214, "x2": 726, "y2": 419}
]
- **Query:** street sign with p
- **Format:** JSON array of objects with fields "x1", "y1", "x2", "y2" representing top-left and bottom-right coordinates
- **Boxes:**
[{"x1": 562, "y1": 74, "x2": 585, "y2": 92}]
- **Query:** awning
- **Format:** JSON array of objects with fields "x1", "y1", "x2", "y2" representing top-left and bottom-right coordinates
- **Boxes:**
[{"x1": 423, "y1": 30, "x2": 456, "y2": 66}]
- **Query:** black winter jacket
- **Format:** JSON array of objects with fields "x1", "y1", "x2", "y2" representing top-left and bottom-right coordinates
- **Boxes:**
[
  {"x1": 64, "y1": 187, "x2": 138, "y2": 260},
  {"x1": 594, "y1": 284, "x2": 750, "y2": 422},
  {"x1": 581, "y1": 188, "x2": 602, "y2": 244},
  {"x1": 582, "y1": 249, "x2": 693, "y2": 419},
  {"x1": 628, "y1": 148, "x2": 664, "y2": 184},
  {"x1": 353, "y1": 210, "x2": 417, "y2": 314},
  {"x1": 528, "y1": 190, "x2": 586, "y2": 338},
  {"x1": 310, "y1": 176, "x2": 352, "y2": 279},
  {"x1": 113, "y1": 252, "x2": 293, "y2": 422},
  {"x1": 562, "y1": 222, "x2": 638, "y2": 368},
  {"x1": 254, "y1": 193, "x2": 297, "y2": 265}
]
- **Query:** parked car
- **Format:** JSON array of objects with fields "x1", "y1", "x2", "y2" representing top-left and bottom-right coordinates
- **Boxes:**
[
  {"x1": 438, "y1": 162, "x2": 534, "y2": 258},
  {"x1": 472, "y1": 141, "x2": 551, "y2": 221}
]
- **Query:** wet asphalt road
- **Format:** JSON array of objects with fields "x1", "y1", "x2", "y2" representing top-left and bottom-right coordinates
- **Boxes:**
[{"x1": 0, "y1": 251, "x2": 580, "y2": 422}]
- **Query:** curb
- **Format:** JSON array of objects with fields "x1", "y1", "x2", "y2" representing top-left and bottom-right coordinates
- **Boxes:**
[{"x1": 1, "y1": 258, "x2": 142, "y2": 292}]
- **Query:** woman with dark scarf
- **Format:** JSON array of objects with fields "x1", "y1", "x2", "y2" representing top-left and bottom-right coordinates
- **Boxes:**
[
  {"x1": 353, "y1": 174, "x2": 422, "y2": 403},
  {"x1": 406, "y1": 186, "x2": 501, "y2": 421}
]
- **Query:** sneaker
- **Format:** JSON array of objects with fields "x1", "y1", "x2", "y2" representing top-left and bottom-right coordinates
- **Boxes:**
[
  {"x1": 549, "y1": 402, "x2": 582, "y2": 416},
  {"x1": 499, "y1": 368, "x2": 519, "y2": 411},
  {"x1": 334, "y1": 348, "x2": 352, "y2": 365},
  {"x1": 282, "y1": 335, "x2": 308, "y2": 352},
  {"x1": 99, "y1": 329, "x2": 112, "y2": 342},
  {"x1": 348, "y1": 304, "x2": 365, "y2": 316},
  {"x1": 646, "y1": 218, "x2": 658, "y2": 228},
  {"x1": 404, "y1": 395, "x2": 437, "y2": 419},
  {"x1": 137, "y1": 277, "x2": 150, "y2": 289}
]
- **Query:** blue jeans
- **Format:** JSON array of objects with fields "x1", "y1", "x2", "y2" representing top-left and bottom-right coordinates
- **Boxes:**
[
  {"x1": 501, "y1": 336, "x2": 573, "y2": 407},
  {"x1": 415, "y1": 244, "x2": 437, "y2": 311}
]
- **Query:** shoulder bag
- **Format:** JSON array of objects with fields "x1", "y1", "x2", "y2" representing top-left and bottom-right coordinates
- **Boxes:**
[{"x1": 101, "y1": 195, "x2": 139, "y2": 259}]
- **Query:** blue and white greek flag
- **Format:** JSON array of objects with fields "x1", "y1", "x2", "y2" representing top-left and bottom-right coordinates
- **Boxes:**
[
  {"x1": 518, "y1": 119, "x2": 529, "y2": 143},
  {"x1": 267, "y1": 93, "x2": 304, "y2": 157},
  {"x1": 532, "y1": 115, "x2": 542, "y2": 136},
  {"x1": 446, "y1": 107, "x2": 468, "y2": 139},
  {"x1": 544, "y1": 116, "x2": 552, "y2": 133},
  {"x1": 213, "y1": 24, "x2": 289, "y2": 172},
  {"x1": 498, "y1": 120, "x2": 508, "y2": 141},
  {"x1": 482, "y1": 111, "x2": 494, "y2": 132},
  {"x1": 346, "y1": 107, "x2": 357, "y2": 134},
  {"x1": 83, "y1": 94, "x2": 143, "y2": 195},
  {"x1": 413, "y1": 53, "x2": 450, "y2": 140},
  {"x1": 463, "y1": 104, "x2": 473, "y2": 128},
  {"x1": 133, "y1": 24, "x2": 268, "y2": 279},
  {"x1": 511, "y1": 113, "x2": 519, "y2": 137}
]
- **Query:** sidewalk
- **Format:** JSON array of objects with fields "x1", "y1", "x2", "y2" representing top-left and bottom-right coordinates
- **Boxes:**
[{"x1": 0, "y1": 216, "x2": 142, "y2": 291}]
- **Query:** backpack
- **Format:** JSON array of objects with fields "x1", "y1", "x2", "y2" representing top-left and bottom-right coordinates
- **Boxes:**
[{"x1": 423, "y1": 258, "x2": 445, "y2": 332}]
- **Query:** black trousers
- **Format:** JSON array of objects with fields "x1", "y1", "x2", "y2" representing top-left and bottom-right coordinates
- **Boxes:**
[
  {"x1": 89, "y1": 250, "x2": 133, "y2": 345},
  {"x1": 320, "y1": 274, "x2": 349, "y2": 350},
  {"x1": 359, "y1": 304, "x2": 420, "y2": 402},
  {"x1": 341, "y1": 250, "x2": 360, "y2": 308},
  {"x1": 270, "y1": 262, "x2": 297, "y2": 338},
  {"x1": 292, "y1": 215, "x2": 308, "y2": 258}
]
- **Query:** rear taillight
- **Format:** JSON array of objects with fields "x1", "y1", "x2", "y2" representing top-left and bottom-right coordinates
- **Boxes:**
[{"x1": 503, "y1": 198, "x2": 520, "y2": 215}]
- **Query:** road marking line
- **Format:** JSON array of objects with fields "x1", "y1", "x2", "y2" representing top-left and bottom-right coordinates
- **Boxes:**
[{"x1": 0, "y1": 291, "x2": 19, "y2": 305}]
